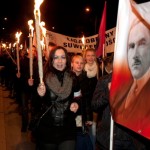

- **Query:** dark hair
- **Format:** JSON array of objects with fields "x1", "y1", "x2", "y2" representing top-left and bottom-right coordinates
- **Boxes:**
[
  {"x1": 48, "y1": 42, "x2": 56, "y2": 47},
  {"x1": 103, "y1": 55, "x2": 114, "y2": 66},
  {"x1": 44, "y1": 46, "x2": 71, "y2": 78}
]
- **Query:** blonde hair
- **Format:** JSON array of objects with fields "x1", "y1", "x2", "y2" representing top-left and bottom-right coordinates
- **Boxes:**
[
  {"x1": 71, "y1": 54, "x2": 84, "y2": 63},
  {"x1": 83, "y1": 48, "x2": 99, "y2": 79},
  {"x1": 83, "y1": 48, "x2": 96, "y2": 61}
]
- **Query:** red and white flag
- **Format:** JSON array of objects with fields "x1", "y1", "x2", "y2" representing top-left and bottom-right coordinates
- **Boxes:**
[
  {"x1": 110, "y1": 0, "x2": 150, "y2": 139},
  {"x1": 96, "y1": 1, "x2": 106, "y2": 58}
]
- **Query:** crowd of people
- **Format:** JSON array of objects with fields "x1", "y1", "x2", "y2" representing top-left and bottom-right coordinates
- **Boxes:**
[{"x1": 0, "y1": 41, "x2": 150, "y2": 150}]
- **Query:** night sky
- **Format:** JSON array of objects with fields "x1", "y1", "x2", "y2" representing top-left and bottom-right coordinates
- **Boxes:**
[{"x1": 0, "y1": 0, "x2": 149, "y2": 43}]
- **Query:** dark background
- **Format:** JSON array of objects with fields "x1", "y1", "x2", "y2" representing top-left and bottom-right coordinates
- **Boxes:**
[{"x1": 0, "y1": 0, "x2": 149, "y2": 43}]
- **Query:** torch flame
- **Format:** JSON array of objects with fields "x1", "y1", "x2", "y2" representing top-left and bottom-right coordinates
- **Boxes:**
[
  {"x1": 40, "y1": 21, "x2": 46, "y2": 37},
  {"x1": 2, "y1": 43, "x2": 6, "y2": 48},
  {"x1": 15, "y1": 32, "x2": 22, "y2": 43},
  {"x1": 28, "y1": 20, "x2": 34, "y2": 37},
  {"x1": 34, "y1": 0, "x2": 44, "y2": 22},
  {"x1": 9, "y1": 43, "x2": 12, "y2": 49},
  {"x1": 81, "y1": 36, "x2": 85, "y2": 45},
  {"x1": 40, "y1": 38, "x2": 45, "y2": 50},
  {"x1": 13, "y1": 43, "x2": 16, "y2": 47}
]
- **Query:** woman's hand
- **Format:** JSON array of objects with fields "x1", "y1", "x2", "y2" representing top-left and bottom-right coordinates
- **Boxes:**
[
  {"x1": 70, "y1": 102, "x2": 79, "y2": 113},
  {"x1": 85, "y1": 121, "x2": 93, "y2": 126},
  {"x1": 37, "y1": 82, "x2": 46, "y2": 96},
  {"x1": 28, "y1": 78, "x2": 34, "y2": 86},
  {"x1": 16, "y1": 72, "x2": 21, "y2": 78}
]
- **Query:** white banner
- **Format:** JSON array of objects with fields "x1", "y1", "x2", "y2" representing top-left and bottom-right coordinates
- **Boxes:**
[{"x1": 46, "y1": 27, "x2": 116, "y2": 54}]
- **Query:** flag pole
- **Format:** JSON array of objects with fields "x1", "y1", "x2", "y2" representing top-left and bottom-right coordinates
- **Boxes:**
[
  {"x1": 101, "y1": 43, "x2": 105, "y2": 76},
  {"x1": 109, "y1": 114, "x2": 114, "y2": 150}
]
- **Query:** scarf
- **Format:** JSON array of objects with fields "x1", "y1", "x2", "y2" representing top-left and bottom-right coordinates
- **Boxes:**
[
  {"x1": 84, "y1": 61, "x2": 98, "y2": 78},
  {"x1": 45, "y1": 71, "x2": 73, "y2": 99}
]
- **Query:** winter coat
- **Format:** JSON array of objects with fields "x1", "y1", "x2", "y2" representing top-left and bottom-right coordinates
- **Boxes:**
[
  {"x1": 74, "y1": 71, "x2": 93, "y2": 133},
  {"x1": 37, "y1": 71, "x2": 80, "y2": 144},
  {"x1": 92, "y1": 73, "x2": 134, "y2": 149}
]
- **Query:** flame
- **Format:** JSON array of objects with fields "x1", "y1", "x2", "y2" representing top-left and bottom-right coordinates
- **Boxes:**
[
  {"x1": 28, "y1": 20, "x2": 34, "y2": 37},
  {"x1": 2, "y1": 43, "x2": 6, "y2": 48},
  {"x1": 20, "y1": 44, "x2": 23, "y2": 49},
  {"x1": 34, "y1": 0, "x2": 44, "y2": 22},
  {"x1": 40, "y1": 38, "x2": 45, "y2": 50},
  {"x1": 40, "y1": 21, "x2": 46, "y2": 37},
  {"x1": 15, "y1": 32, "x2": 22, "y2": 43},
  {"x1": 13, "y1": 43, "x2": 16, "y2": 47},
  {"x1": 81, "y1": 36, "x2": 85, "y2": 45},
  {"x1": 9, "y1": 43, "x2": 12, "y2": 49}
]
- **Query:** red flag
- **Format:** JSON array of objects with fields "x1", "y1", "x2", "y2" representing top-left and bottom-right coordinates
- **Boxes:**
[
  {"x1": 96, "y1": 1, "x2": 106, "y2": 58},
  {"x1": 110, "y1": 0, "x2": 150, "y2": 139}
]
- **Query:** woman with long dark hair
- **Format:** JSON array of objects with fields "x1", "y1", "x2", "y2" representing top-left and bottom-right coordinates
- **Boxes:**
[{"x1": 36, "y1": 46, "x2": 81, "y2": 150}]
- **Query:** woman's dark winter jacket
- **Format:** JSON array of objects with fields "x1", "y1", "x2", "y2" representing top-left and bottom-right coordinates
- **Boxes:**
[{"x1": 37, "y1": 70, "x2": 80, "y2": 144}]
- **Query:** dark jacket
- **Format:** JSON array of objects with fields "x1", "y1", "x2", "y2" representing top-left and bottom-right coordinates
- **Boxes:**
[
  {"x1": 37, "y1": 71, "x2": 80, "y2": 144},
  {"x1": 92, "y1": 73, "x2": 135, "y2": 150},
  {"x1": 73, "y1": 71, "x2": 93, "y2": 133}
]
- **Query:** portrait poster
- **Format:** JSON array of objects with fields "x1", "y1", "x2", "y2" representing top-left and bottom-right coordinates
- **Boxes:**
[{"x1": 110, "y1": 0, "x2": 150, "y2": 139}]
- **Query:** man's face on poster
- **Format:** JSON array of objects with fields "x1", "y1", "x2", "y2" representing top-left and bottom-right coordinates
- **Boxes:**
[{"x1": 128, "y1": 22, "x2": 150, "y2": 79}]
